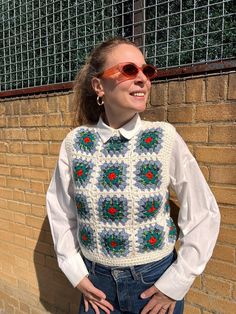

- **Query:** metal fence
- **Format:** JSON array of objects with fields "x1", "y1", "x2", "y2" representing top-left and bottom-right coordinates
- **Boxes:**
[{"x1": 0, "y1": 0, "x2": 235, "y2": 95}]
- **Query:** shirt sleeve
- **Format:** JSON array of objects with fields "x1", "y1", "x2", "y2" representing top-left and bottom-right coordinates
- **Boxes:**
[
  {"x1": 154, "y1": 132, "x2": 221, "y2": 300},
  {"x1": 46, "y1": 138, "x2": 89, "y2": 287}
]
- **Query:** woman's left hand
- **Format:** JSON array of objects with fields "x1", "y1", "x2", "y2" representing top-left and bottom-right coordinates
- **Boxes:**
[{"x1": 140, "y1": 285, "x2": 176, "y2": 314}]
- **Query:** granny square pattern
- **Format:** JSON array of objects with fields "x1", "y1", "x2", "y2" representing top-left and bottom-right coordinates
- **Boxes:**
[
  {"x1": 97, "y1": 162, "x2": 127, "y2": 191},
  {"x1": 74, "y1": 129, "x2": 98, "y2": 154},
  {"x1": 100, "y1": 230, "x2": 130, "y2": 257},
  {"x1": 75, "y1": 194, "x2": 91, "y2": 220},
  {"x1": 98, "y1": 195, "x2": 128, "y2": 225},
  {"x1": 135, "y1": 128, "x2": 163, "y2": 154},
  {"x1": 78, "y1": 224, "x2": 96, "y2": 251},
  {"x1": 102, "y1": 135, "x2": 129, "y2": 156},
  {"x1": 137, "y1": 225, "x2": 165, "y2": 252},
  {"x1": 73, "y1": 158, "x2": 93, "y2": 187},
  {"x1": 137, "y1": 195, "x2": 163, "y2": 222},
  {"x1": 134, "y1": 160, "x2": 162, "y2": 189},
  {"x1": 167, "y1": 218, "x2": 177, "y2": 243}
]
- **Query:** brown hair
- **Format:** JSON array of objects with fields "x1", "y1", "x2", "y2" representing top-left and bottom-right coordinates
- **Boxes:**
[{"x1": 73, "y1": 37, "x2": 138, "y2": 126}]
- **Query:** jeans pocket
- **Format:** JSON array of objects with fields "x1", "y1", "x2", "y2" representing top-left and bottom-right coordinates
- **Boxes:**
[{"x1": 139, "y1": 252, "x2": 174, "y2": 285}]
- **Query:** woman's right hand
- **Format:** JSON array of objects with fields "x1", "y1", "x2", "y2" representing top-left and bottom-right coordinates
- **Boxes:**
[{"x1": 77, "y1": 276, "x2": 114, "y2": 314}]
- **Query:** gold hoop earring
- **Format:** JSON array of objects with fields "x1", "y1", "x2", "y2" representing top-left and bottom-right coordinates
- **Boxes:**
[{"x1": 97, "y1": 96, "x2": 104, "y2": 106}]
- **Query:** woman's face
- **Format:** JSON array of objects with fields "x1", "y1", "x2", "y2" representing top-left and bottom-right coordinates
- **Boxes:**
[{"x1": 93, "y1": 44, "x2": 152, "y2": 126}]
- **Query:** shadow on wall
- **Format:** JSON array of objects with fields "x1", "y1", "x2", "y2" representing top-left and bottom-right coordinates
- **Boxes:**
[{"x1": 34, "y1": 217, "x2": 81, "y2": 314}]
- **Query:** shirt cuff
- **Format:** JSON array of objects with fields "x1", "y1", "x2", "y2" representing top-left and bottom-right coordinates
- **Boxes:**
[
  {"x1": 154, "y1": 265, "x2": 194, "y2": 300},
  {"x1": 59, "y1": 252, "x2": 89, "y2": 287}
]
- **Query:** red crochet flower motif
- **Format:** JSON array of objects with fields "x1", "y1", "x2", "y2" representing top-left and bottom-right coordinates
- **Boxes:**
[
  {"x1": 145, "y1": 170, "x2": 154, "y2": 180},
  {"x1": 108, "y1": 207, "x2": 117, "y2": 215},
  {"x1": 145, "y1": 136, "x2": 153, "y2": 144},
  {"x1": 108, "y1": 172, "x2": 117, "y2": 180},
  {"x1": 149, "y1": 236, "x2": 157, "y2": 245},
  {"x1": 84, "y1": 137, "x2": 91, "y2": 143}
]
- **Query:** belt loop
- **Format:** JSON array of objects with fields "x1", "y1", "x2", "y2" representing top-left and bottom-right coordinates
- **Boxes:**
[
  {"x1": 130, "y1": 266, "x2": 138, "y2": 280},
  {"x1": 91, "y1": 261, "x2": 96, "y2": 275}
]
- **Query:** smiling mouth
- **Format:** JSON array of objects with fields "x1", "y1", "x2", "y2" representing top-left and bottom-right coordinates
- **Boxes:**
[{"x1": 130, "y1": 92, "x2": 145, "y2": 97}]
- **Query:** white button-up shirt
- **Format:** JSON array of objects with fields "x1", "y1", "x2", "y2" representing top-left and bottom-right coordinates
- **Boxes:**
[{"x1": 46, "y1": 114, "x2": 220, "y2": 300}]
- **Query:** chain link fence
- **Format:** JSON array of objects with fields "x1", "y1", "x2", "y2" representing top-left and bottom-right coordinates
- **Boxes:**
[{"x1": 0, "y1": 0, "x2": 235, "y2": 94}]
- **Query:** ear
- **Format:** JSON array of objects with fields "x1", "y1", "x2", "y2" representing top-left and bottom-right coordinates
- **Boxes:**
[{"x1": 91, "y1": 77, "x2": 104, "y2": 97}]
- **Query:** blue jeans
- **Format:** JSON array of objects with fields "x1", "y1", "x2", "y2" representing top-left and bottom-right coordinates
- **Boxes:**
[{"x1": 79, "y1": 251, "x2": 184, "y2": 314}]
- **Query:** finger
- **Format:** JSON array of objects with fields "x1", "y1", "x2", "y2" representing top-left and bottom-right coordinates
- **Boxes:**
[
  {"x1": 141, "y1": 285, "x2": 158, "y2": 299},
  {"x1": 101, "y1": 299, "x2": 114, "y2": 311},
  {"x1": 90, "y1": 286, "x2": 107, "y2": 301},
  {"x1": 94, "y1": 300, "x2": 111, "y2": 314},
  {"x1": 90, "y1": 300, "x2": 100, "y2": 314},
  {"x1": 149, "y1": 304, "x2": 163, "y2": 314},
  {"x1": 140, "y1": 298, "x2": 158, "y2": 314},
  {"x1": 167, "y1": 302, "x2": 176, "y2": 314},
  {"x1": 84, "y1": 298, "x2": 89, "y2": 312}
]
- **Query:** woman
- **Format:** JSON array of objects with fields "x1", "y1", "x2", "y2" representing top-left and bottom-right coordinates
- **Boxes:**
[{"x1": 46, "y1": 37, "x2": 220, "y2": 314}]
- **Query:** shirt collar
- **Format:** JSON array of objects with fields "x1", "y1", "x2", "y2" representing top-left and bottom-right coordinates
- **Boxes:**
[{"x1": 96, "y1": 113, "x2": 142, "y2": 143}]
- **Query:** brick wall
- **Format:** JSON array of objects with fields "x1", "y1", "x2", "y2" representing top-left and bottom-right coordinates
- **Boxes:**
[{"x1": 0, "y1": 72, "x2": 235, "y2": 314}]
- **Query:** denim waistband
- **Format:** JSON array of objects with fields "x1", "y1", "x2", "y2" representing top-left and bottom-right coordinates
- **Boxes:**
[{"x1": 83, "y1": 250, "x2": 176, "y2": 279}]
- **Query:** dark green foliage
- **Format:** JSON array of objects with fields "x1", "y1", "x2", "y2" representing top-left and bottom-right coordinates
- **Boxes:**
[{"x1": 0, "y1": 0, "x2": 235, "y2": 91}]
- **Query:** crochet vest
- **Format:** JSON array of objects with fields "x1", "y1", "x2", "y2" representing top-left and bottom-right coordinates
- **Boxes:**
[{"x1": 65, "y1": 120, "x2": 177, "y2": 266}]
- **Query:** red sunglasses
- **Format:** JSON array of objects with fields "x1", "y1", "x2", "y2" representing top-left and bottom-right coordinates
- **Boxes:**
[{"x1": 97, "y1": 62, "x2": 158, "y2": 80}]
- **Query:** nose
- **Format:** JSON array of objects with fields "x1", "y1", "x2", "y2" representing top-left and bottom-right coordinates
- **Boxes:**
[{"x1": 134, "y1": 69, "x2": 148, "y2": 84}]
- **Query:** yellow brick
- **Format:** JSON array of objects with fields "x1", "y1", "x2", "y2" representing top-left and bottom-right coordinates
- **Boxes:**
[
  {"x1": 186, "y1": 78, "x2": 205, "y2": 102},
  {"x1": 205, "y1": 259, "x2": 236, "y2": 281},
  {"x1": 187, "y1": 289, "x2": 236, "y2": 314},
  {"x1": 0, "y1": 230, "x2": 14, "y2": 243},
  {"x1": 59, "y1": 94, "x2": 70, "y2": 112},
  {"x1": 212, "y1": 243, "x2": 235, "y2": 262},
  {"x1": 0, "y1": 153, "x2": 6, "y2": 164},
  {"x1": 150, "y1": 83, "x2": 167, "y2": 106},
  {"x1": 10, "y1": 222, "x2": 33, "y2": 237},
  {"x1": 14, "y1": 234, "x2": 26, "y2": 247},
  {"x1": 7, "y1": 177, "x2": 30, "y2": 190},
  {"x1": 209, "y1": 124, "x2": 236, "y2": 144},
  {"x1": 220, "y1": 206, "x2": 236, "y2": 225},
  {"x1": 4, "y1": 128, "x2": 26, "y2": 140},
  {"x1": 9, "y1": 167, "x2": 23, "y2": 178},
  {"x1": 0, "y1": 198, "x2": 7, "y2": 209},
  {"x1": 26, "y1": 215, "x2": 44, "y2": 229},
  {"x1": 30, "y1": 181, "x2": 45, "y2": 193},
  {"x1": 22, "y1": 168, "x2": 49, "y2": 181},
  {"x1": 26, "y1": 128, "x2": 41, "y2": 141},
  {"x1": 20, "y1": 115, "x2": 46, "y2": 127},
  {"x1": 47, "y1": 113, "x2": 62, "y2": 126},
  {"x1": 0, "y1": 271, "x2": 18, "y2": 287},
  {"x1": 14, "y1": 212, "x2": 26, "y2": 224},
  {"x1": 0, "y1": 175, "x2": 6, "y2": 187},
  {"x1": 6, "y1": 154, "x2": 29, "y2": 166},
  {"x1": 0, "y1": 142, "x2": 8, "y2": 152},
  {"x1": 211, "y1": 186, "x2": 236, "y2": 206},
  {"x1": 0, "y1": 117, "x2": 6, "y2": 127},
  {"x1": 25, "y1": 192, "x2": 45, "y2": 205},
  {"x1": 62, "y1": 112, "x2": 75, "y2": 126},
  {"x1": 40, "y1": 127, "x2": 72, "y2": 141},
  {"x1": 49, "y1": 143, "x2": 61, "y2": 155},
  {"x1": 29, "y1": 155, "x2": 44, "y2": 167},
  {"x1": 168, "y1": 107, "x2": 193, "y2": 123},
  {"x1": 228, "y1": 73, "x2": 236, "y2": 99},
  {"x1": 141, "y1": 108, "x2": 165, "y2": 122},
  {"x1": 196, "y1": 104, "x2": 236, "y2": 122},
  {"x1": 218, "y1": 226, "x2": 236, "y2": 245},
  {"x1": 0, "y1": 187, "x2": 13, "y2": 200},
  {"x1": 8, "y1": 142, "x2": 22, "y2": 153},
  {"x1": 206, "y1": 75, "x2": 226, "y2": 101},
  {"x1": 43, "y1": 156, "x2": 57, "y2": 169},
  {"x1": 176, "y1": 125, "x2": 208, "y2": 143},
  {"x1": 7, "y1": 201, "x2": 31, "y2": 214},
  {"x1": 13, "y1": 190, "x2": 25, "y2": 201},
  {"x1": 210, "y1": 166, "x2": 236, "y2": 184},
  {"x1": 168, "y1": 81, "x2": 185, "y2": 104},
  {"x1": 0, "y1": 165, "x2": 11, "y2": 176},
  {"x1": 195, "y1": 146, "x2": 236, "y2": 164},
  {"x1": 203, "y1": 275, "x2": 231, "y2": 297},
  {"x1": 31, "y1": 205, "x2": 45, "y2": 217},
  {"x1": 7, "y1": 116, "x2": 19, "y2": 127},
  {"x1": 22, "y1": 143, "x2": 48, "y2": 154}
]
